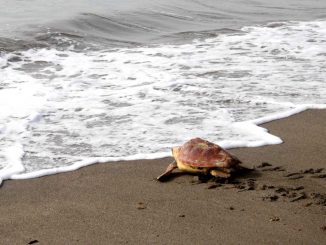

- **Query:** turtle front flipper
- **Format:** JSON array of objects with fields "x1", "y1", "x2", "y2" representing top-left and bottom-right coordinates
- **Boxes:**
[
  {"x1": 157, "y1": 161, "x2": 178, "y2": 181},
  {"x1": 210, "y1": 169, "x2": 231, "y2": 178}
]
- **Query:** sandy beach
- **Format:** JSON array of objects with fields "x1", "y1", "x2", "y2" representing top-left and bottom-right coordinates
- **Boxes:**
[{"x1": 0, "y1": 109, "x2": 325, "y2": 244}]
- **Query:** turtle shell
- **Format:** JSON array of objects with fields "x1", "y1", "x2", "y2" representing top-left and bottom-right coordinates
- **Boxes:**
[{"x1": 173, "y1": 138, "x2": 241, "y2": 168}]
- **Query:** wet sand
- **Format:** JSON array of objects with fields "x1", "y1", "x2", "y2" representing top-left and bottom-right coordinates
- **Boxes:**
[{"x1": 0, "y1": 109, "x2": 325, "y2": 244}]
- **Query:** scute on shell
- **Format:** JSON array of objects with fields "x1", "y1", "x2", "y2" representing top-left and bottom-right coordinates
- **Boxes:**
[{"x1": 174, "y1": 138, "x2": 241, "y2": 168}]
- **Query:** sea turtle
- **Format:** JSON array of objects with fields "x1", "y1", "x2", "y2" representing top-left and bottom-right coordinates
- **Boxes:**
[{"x1": 157, "y1": 138, "x2": 243, "y2": 181}]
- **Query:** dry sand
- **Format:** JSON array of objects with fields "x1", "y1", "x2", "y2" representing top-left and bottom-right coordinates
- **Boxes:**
[{"x1": 0, "y1": 109, "x2": 325, "y2": 244}]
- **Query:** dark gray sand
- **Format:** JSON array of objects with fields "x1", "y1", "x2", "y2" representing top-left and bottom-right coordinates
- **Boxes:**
[{"x1": 1, "y1": 109, "x2": 325, "y2": 244}]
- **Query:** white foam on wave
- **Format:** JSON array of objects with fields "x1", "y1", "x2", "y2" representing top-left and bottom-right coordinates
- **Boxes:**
[
  {"x1": 8, "y1": 104, "x2": 326, "y2": 182},
  {"x1": 0, "y1": 19, "x2": 326, "y2": 182}
]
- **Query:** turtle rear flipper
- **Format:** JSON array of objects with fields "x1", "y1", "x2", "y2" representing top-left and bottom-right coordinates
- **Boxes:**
[
  {"x1": 157, "y1": 161, "x2": 178, "y2": 181},
  {"x1": 210, "y1": 169, "x2": 231, "y2": 178}
]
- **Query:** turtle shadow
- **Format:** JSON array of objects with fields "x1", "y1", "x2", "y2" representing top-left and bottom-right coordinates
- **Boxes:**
[
  {"x1": 233, "y1": 166, "x2": 261, "y2": 179},
  {"x1": 223, "y1": 168, "x2": 262, "y2": 183},
  {"x1": 210, "y1": 167, "x2": 261, "y2": 184},
  {"x1": 156, "y1": 171, "x2": 189, "y2": 182},
  {"x1": 157, "y1": 166, "x2": 260, "y2": 183}
]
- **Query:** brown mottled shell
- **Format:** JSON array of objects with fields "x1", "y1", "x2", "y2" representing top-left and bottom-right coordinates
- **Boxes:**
[{"x1": 173, "y1": 138, "x2": 241, "y2": 168}]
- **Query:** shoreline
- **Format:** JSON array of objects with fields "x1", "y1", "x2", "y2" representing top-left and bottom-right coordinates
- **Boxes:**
[
  {"x1": 1, "y1": 109, "x2": 326, "y2": 244},
  {"x1": 3, "y1": 104, "x2": 326, "y2": 183}
]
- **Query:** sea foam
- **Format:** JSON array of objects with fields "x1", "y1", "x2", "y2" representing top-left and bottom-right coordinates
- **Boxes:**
[{"x1": 0, "y1": 19, "x2": 326, "y2": 182}]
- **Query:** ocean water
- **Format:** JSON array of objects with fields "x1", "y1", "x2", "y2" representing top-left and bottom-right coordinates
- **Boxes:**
[{"x1": 1, "y1": 0, "x2": 326, "y2": 182}]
